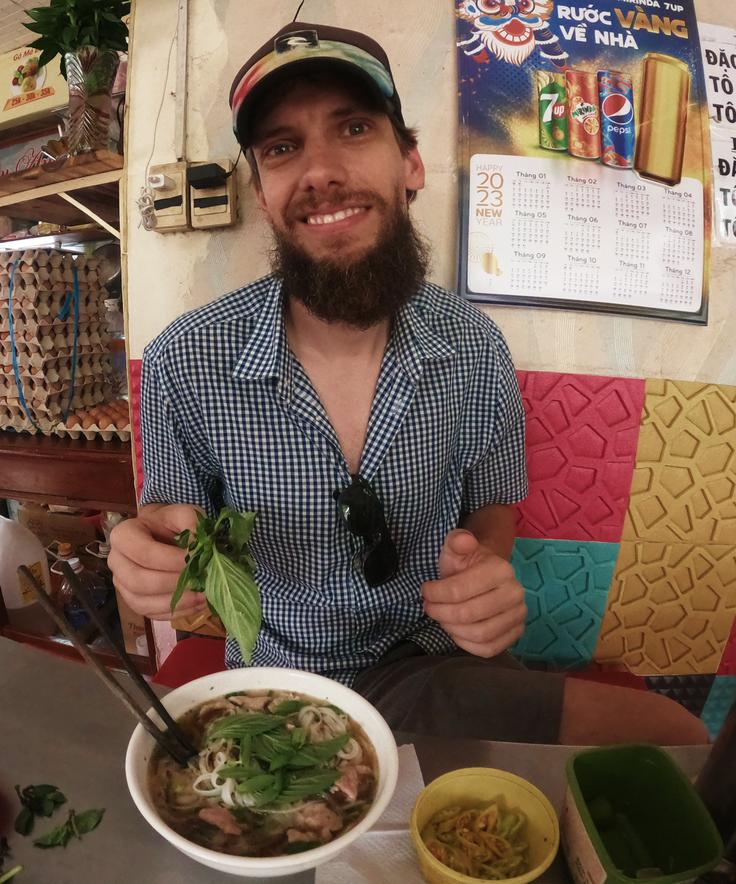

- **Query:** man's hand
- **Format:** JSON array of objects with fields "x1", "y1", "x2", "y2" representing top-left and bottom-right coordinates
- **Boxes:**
[
  {"x1": 421, "y1": 528, "x2": 527, "y2": 658},
  {"x1": 108, "y1": 503, "x2": 209, "y2": 620}
]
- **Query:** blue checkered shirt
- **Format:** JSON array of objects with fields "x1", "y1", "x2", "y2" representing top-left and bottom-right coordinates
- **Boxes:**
[{"x1": 139, "y1": 276, "x2": 527, "y2": 685}]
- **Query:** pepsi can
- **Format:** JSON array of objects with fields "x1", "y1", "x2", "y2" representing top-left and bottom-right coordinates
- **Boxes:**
[{"x1": 598, "y1": 71, "x2": 635, "y2": 169}]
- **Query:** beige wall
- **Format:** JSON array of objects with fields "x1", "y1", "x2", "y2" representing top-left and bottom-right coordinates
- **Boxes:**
[{"x1": 125, "y1": 0, "x2": 736, "y2": 383}]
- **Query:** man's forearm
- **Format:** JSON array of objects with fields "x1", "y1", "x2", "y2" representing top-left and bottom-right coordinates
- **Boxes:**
[{"x1": 459, "y1": 503, "x2": 518, "y2": 561}]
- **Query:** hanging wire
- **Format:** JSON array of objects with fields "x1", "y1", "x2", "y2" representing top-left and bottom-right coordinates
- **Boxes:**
[
  {"x1": 292, "y1": 0, "x2": 306, "y2": 22},
  {"x1": 138, "y1": 2, "x2": 181, "y2": 229}
]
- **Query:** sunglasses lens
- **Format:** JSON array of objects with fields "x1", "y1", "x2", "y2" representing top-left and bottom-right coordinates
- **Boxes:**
[{"x1": 362, "y1": 533, "x2": 399, "y2": 587}]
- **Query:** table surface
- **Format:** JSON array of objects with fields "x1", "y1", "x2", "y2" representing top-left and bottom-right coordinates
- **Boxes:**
[{"x1": 0, "y1": 638, "x2": 712, "y2": 884}]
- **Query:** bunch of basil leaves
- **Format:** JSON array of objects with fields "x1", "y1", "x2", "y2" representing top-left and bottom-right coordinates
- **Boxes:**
[
  {"x1": 172, "y1": 508, "x2": 261, "y2": 663},
  {"x1": 205, "y1": 699, "x2": 348, "y2": 813}
]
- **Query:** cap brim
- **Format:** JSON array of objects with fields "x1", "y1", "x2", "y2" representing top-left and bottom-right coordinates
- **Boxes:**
[{"x1": 232, "y1": 56, "x2": 402, "y2": 149}]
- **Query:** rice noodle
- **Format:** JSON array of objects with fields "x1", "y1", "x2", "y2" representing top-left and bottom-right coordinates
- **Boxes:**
[
  {"x1": 298, "y1": 705, "x2": 348, "y2": 742},
  {"x1": 337, "y1": 738, "x2": 362, "y2": 763}
]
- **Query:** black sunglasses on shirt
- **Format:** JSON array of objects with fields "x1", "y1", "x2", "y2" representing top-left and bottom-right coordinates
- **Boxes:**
[{"x1": 333, "y1": 474, "x2": 398, "y2": 587}]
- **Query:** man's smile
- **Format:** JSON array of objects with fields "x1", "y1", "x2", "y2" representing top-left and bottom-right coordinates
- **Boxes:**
[{"x1": 304, "y1": 205, "x2": 369, "y2": 226}]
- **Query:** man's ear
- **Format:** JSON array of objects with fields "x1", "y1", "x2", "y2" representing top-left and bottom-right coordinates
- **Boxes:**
[{"x1": 403, "y1": 146, "x2": 425, "y2": 194}]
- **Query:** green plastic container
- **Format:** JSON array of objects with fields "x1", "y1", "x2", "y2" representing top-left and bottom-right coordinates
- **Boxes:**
[{"x1": 561, "y1": 745, "x2": 723, "y2": 884}]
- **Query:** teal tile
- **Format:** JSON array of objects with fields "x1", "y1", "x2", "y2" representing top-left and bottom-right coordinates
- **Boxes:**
[
  {"x1": 701, "y1": 676, "x2": 736, "y2": 740},
  {"x1": 511, "y1": 538, "x2": 619, "y2": 669}
]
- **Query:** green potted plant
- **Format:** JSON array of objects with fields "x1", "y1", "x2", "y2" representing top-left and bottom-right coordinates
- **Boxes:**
[{"x1": 23, "y1": 0, "x2": 131, "y2": 155}]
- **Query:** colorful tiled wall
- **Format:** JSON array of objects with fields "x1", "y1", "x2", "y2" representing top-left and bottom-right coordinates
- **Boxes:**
[
  {"x1": 511, "y1": 371, "x2": 736, "y2": 736},
  {"x1": 130, "y1": 360, "x2": 736, "y2": 733}
]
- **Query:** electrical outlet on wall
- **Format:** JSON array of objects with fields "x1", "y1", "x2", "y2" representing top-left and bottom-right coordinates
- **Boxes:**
[
  {"x1": 187, "y1": 158, "x2": 238, "y2": 229},
  {"x1": 149, "y1": 161, "x2": 189, "y2": 232}
]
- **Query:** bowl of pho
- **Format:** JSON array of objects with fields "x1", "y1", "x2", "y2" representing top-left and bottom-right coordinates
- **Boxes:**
[{"x1": 125, "y1": 667, "x2": 399, "y2": 877}]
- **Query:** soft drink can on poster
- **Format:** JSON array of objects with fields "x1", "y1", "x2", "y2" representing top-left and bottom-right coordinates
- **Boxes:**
[
  {"x1": 537, "y1": 70, "x2": 568, "y2": 151},
  {"x1": 565, "y1": 70, "x2": 601, "y2": 159},
  {"x1": 598, "y1": 70, "x2": 635, "y2": 169},
  {"x1": 634, "y1": 52, "x2": 691, "y2": 186}
]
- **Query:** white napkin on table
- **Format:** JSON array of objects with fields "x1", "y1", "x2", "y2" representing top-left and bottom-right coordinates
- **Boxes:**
[{"x1": 315, "y1": 742, "x2": 427, "y2": 884}]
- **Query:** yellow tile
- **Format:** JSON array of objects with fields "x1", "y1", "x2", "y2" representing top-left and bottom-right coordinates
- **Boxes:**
[
  {"x1": 594, "y1": 540, "x2": 736, "y2": 675},
  {"x1": 623, "y1": 380, "x2": 736, "y2": 544}
]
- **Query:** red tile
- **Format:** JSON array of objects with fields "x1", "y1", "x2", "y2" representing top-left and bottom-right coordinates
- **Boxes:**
[
  {"x1": 516, "y1": 371, "x2": 646, "y2": 543},
  {"x1": 129, "y1": 358, "x2": 144, "y2": 495},
  {"x1": 718, "y1": 617, "x2": 736, "y2": 676}
]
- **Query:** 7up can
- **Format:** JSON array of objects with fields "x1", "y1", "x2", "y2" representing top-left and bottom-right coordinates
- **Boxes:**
[
  {"x1": 537, "y1": 71, "x2": 568, "y2": 151},
  {"x1": 565, "y1": 69, "x2": 601, "y2": 159}
]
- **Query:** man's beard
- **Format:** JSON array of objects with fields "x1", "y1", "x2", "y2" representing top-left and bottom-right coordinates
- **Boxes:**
[{"x1": 269, "y1": 191, "x2": 430, "y2": 329}]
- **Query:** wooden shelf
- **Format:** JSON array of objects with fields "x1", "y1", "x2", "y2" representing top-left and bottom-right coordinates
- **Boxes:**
[
  {"x1": 0, "y1": 150, "x2": 123, "y2": 227},
  {"x1": 0, "y1": 227, "x2": 114, "y2": 252},
  {"x1": 0, "y1": 625, "x2": 154, "y2": 675},
  {"x1": 0, "y1": 429, "x2": 137, "y2": 512}
]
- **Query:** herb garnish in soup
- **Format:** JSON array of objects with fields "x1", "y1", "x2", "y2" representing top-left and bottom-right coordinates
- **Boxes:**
[{"x1": 148, "y1": 690, "x2": 377, "y2": 856}]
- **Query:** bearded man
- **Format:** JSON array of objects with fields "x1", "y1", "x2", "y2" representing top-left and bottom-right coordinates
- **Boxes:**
[{"x1": 109, "y1": 22, "x2": 706, "y2": 746}]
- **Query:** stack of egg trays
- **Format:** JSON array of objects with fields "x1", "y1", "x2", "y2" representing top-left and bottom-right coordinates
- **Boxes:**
[{"x1": 0, "y1": 248, "x2": 112, "y2": 435}]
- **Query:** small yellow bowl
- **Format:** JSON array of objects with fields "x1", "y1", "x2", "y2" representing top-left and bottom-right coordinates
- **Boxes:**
[{"x1": 410, "y1": 767, "x2": 560, "y2": 884}]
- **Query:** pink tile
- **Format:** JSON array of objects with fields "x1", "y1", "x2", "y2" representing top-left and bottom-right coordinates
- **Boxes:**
[
  {"x1": 129, "y1": 358, "x2": 144, "y2": 496},
  {"x1": 516, "y1": 371, "x2": 646, "y2": 543},
  {"x1": 718, "y1": 617, "x2": 736, "y2": 675}
]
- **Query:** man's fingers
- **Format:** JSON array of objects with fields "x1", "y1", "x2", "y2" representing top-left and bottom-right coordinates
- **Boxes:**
[
  {"x1": 109, "y1": 519, "x2": 188, "y2": 573},
  {"x1": 139, "y1": 503, "x2": 200, "y2": 544},
  {"x1": 441, "y1": 603, "x2": 527, "y2": 645},
  {"x1": 422, "y1": 557, "x2": 516, "y2": 605},
  {"x1": 114, "y1": 577, "x2": 207, "y2": 620},
  {"x1": 451, "y1": 622, "x2": 526, "y2": 659}
]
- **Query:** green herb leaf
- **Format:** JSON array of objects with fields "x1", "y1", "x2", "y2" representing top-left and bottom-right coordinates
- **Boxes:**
[
  {"x1": 227, "y1": 511, "x2": 256, "y2": 556},
  {"x1": 251, "y1": 729, "x2": 293, "y2": 762},
  {"x1": 217, "y1": 764, "x2": 260, "y2": 781},
  {"x1": 205, "y1": 547, "x2": 261, "y2": 664},
  {"x1": 32, "y1": 808, "x2": 104, "y2": 850},
  {"x1": 207, "y1": 712, "x2": 284, "y2": 742},
  {"x1": 287, "y1": 734, "x2": 349, "y2": 768},
  {"x1": 14, "y1": 807, "x2": 33, "y2": 836},
  {"x1": 271, "y1": 700, "x2": 306, "y2": 716},
  {"x1": 72, "y1": 808, "x2": 104, "y2": 836},
  {"x1": 275, "y1": 770, "x2": 341, "y2": 806},
  {"x1": 33, "y1": 818, "x2": 72, "y2": 849}
]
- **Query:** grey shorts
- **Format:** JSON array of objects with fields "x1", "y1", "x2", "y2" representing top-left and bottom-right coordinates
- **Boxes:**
[{"x1": 353, "y1": 642, "x2": 566, "y2": 745}]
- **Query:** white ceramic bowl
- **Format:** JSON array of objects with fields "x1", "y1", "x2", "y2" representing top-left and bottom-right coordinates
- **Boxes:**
[{"x1": 125, "y1": 667, "x2": 399, "y2": 878}]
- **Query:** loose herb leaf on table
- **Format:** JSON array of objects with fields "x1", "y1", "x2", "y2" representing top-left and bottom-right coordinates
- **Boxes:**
[
  {"x1": 14, "y1": 785, "x2": 66, "y2": 835},
  {"x1": 33, "y1": 809, "x2": 104, "y2": 850},
  {"x1": 172, "y1": 508, "x2": 261, "y2": 663},
  {"x1": 0, "y1": 836, "x2": 22, "y2": 882}
]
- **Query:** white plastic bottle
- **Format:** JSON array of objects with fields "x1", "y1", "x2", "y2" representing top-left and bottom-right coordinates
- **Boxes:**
[{"x1": 0, "y1": 515, "x2": 56, "y2": 635}]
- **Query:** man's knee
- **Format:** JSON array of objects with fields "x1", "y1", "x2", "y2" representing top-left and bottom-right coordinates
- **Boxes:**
[{"x1": 560, "y1": 677, "x2": 710, "y2": 746}]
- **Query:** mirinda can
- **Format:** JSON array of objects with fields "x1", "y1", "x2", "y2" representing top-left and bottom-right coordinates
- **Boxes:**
[
  {"x1": 634, "y1": 53, "x2": 691, "y2": 187},
  {"x1": 566, "y1": 70, "x2": 601, "y2": 160}
]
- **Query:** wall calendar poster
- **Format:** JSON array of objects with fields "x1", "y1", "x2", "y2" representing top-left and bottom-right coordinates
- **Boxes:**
[{"x1": 455, "y1": 0, "x2": 712, "y2": 323}]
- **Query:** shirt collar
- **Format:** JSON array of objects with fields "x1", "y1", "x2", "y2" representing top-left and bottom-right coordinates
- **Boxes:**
[
  {"x1": 232, "y1": 278, "x2": 455, "y2": 385},
  {"x1": 390, "y1": 285, "x2": 456, "y2": 383},
  {"x1": 232, "y1": 277, "x2": 286, "y2": 381}
]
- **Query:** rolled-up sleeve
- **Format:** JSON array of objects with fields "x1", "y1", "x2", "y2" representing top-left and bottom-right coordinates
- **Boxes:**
[
  {"x1": 138, "y1": 344, "x2": 219, "y2": 515},
  {"x1": 460, "y1": 329, "x2": 528, "y2": 514}
]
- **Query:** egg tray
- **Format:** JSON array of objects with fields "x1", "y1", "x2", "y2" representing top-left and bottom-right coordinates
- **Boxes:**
[
  {"x1": 55, "y1": 422, "x2": 131, "y2": 442},
  {"x1": 2, "y1": 355, "x2": 112, "y2": 382},
  {"x1": 0, "y1": 374, "x2": 110, "y2": 403},
  {"x1": 0, "y1": 383, "x2": 113, "y2": 417},
  {"x1": 0, "y1": 413, "x2": 130, "y2": 441},
  {"x1": 0, "y1": 291, "x2": 106, "y2": 313},
  {"x1": 0, "y1": 307, "x2": 107, "y2": 334},
  {"x1": 0, "y1": 334, "x2": 109, "y2": 356},
  {"x1": 0, "y1": 319, "x2": 107, "y2": 340}
]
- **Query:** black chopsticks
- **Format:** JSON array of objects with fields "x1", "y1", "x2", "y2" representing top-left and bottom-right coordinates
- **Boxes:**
[{"x1": 18, "y1": 563, "x2": 198, "y2": 766}]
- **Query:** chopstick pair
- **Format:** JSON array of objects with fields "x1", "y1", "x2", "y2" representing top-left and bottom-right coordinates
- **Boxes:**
[{"x1": 18, "y1": 563, "x2": 198, "y2": 766}]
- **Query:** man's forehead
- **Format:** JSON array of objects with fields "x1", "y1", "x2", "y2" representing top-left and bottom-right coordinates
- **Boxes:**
[{"x1": 251, "y1": 76, "x2": 385, "y2": 138}]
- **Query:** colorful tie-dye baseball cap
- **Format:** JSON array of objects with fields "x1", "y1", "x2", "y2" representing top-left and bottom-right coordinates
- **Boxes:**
[{"x1": 229, "y1": 22, "x2": 405, "y2": 149}]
